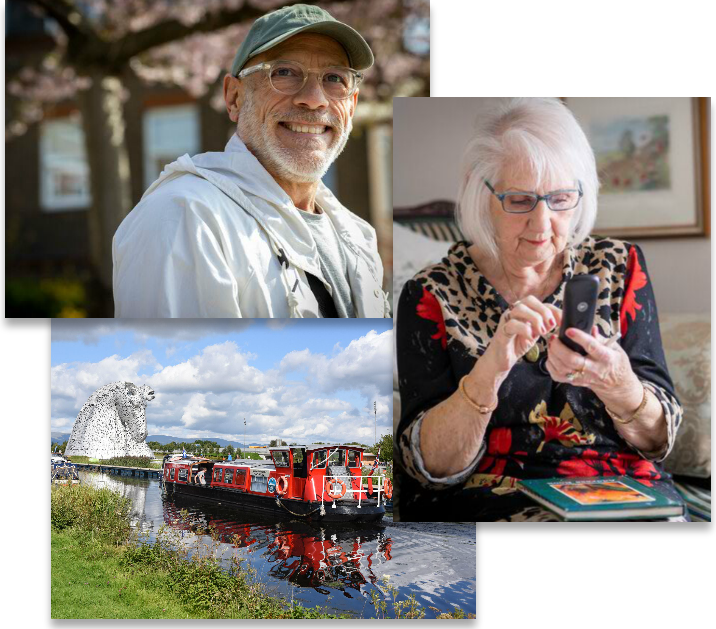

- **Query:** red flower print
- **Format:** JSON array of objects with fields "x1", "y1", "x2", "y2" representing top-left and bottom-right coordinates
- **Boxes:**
[
  {"x1": 489, "y1": 427, "x2": 512, "y2": 455},
  {"x1": 557, "y1": 449, "x2": 661, "y2": 480},
  {"x1": 620, "y1": 245, "x2": 648, "y2": 336},
  {"x1": 416, "y1": 288, "x2": 447, "y2": 349},
  {"x1": 539, "y1": 415, "x2": 595, "y2": 452},
  {"x1": 476, "y1": 427, "x2": 524, "y2": 477},
  {"x1": 556, "y1": 449, "x2": 602, "y2": 477},
  {"x1": 528, "y1": 402, "x2": 596, "y2": 453}
]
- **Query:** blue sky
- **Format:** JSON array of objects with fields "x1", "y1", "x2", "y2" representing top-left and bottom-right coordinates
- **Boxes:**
[{"x1": 51, "y1": 319, "x2": 393, "y2": 446}]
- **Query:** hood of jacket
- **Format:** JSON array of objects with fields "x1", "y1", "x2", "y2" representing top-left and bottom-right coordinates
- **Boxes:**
[
  {"x1": 113, "y1": 133, "x2": 387, "y2": 316},
  {"x1": 141, "y1": 133, "x2": 380, "y2": 283}
]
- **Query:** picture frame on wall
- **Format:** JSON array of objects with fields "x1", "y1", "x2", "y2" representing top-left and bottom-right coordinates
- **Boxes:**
[{"x1": 564, "y1": 97, "x2": 709, "y2": 238}]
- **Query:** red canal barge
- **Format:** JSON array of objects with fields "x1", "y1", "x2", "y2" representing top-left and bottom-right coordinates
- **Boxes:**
[{"x1": 161, "y1": 444, "x2": 391, "y2": 522}]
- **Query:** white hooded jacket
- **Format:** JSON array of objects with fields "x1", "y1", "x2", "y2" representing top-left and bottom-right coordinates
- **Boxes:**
[{"x1": 112, "y1": 134, "x2": 390, "y2": 318}]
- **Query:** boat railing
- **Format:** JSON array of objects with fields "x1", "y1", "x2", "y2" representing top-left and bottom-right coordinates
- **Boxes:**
[
  {"x1": 51, "y1": 462, "x2": 80, "y2": 484},
  {"x1": 317, "y1": 474, "x2": 387, "y2": 510}
]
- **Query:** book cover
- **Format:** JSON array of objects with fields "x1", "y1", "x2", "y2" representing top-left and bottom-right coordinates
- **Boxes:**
[{"x1": 518, "y1": 476, "x2": 685, "y2": 521}]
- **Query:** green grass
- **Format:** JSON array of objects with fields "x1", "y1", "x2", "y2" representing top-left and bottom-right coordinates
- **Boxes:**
[{"x1": 52, "y1": 531, "x2": 191, "y2": 619}]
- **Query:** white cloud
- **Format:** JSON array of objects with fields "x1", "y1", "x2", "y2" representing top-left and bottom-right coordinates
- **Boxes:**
[
  {"x1": 148, "y1": 341, "x2": 265, "y2": 393},
  {"x1": 181, "y1": 393, "x2": 227, "y2": 427},
  {"x1": 51, "y1": 330, "x2": 393, "y2": 446},
  {"x1": 51, "y1": 349, "x2": 159, "y2": 406}
]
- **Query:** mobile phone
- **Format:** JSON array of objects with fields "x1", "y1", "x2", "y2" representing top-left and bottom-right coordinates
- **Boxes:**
[{"x1": 558, "y1": 275, "x2": 599, "y2": 356}]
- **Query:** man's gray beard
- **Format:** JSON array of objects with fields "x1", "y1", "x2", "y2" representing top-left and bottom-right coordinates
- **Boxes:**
[{"x1": 237, "y1": 91, "x2": 352, "y2": 184}]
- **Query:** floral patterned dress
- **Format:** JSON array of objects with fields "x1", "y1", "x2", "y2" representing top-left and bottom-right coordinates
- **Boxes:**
[{"x1": 396, "y1": 237, "x2": 685, "y2": 521}]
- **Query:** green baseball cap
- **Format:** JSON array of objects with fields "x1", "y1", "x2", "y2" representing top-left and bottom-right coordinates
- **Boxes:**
[{"x1": 230, "y1": 4, "x2": 374, "y2": 76}]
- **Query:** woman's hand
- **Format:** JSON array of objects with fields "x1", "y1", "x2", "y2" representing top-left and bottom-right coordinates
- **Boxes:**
[
  {"x1": 486, "y1": 296, "x2": 562, "y2": 375},
  {"x1": 546, "y1": 326, "x2": 641, "y2": 405}
]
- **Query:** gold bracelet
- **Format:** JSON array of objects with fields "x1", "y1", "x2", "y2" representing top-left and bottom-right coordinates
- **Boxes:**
[
  {"x1": 605, "y1": 383, "x2": 648, "y2": 425},
  {"x1": 458, "y1": 375, "x2": 498, "y2": 414}
]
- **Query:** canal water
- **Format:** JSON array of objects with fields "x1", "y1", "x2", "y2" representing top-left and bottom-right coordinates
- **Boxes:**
[{"x1": 81, "y1": 471, "x2": 476, "y2": 619}]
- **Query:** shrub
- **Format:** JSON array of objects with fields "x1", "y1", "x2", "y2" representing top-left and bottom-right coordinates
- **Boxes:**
[{"x1": 99, "y1": 456, "x2": 153, "y2": 468}]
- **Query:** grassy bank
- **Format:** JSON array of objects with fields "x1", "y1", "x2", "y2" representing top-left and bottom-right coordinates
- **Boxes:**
[
  {"x1": 51, "y1": 484, "x2": 340, "y2": 619},
  {"x1": 51, "y1": 483, "x2": 470, "y2": 619},
  {"x1": 52, "y1": 530, "x2": 191, "y2": 618}
]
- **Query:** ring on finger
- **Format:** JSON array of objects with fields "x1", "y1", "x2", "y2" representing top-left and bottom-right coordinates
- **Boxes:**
[{"x1": 566, "y1": 356, "x2": 587, "y2": 382}]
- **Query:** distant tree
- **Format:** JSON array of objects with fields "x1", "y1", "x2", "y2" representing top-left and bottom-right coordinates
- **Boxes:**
[
  {"x1": 225, "y1": 444, "x2": 235, "y2": 457},
  {"x1": 269, "y1": 439, "x2": 287, "y2": 447},
  {"x1": 369, "y1": 433, "x2": 393, "y2": 463},
  {"x1": 147, "y1": 440, "x2": 162, "y2": 451}
]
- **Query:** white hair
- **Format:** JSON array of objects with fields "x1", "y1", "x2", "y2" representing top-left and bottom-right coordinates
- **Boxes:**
[{"x1": 456, "y1": 98, "x2": 600, "y2": 261}]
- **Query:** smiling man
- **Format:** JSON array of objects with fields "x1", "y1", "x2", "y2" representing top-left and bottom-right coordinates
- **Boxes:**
[{"x1": 112, "y1": 4, "x2": 389, "y2": 318}]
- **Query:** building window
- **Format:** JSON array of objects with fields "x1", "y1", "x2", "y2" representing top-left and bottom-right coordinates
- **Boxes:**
[
  {"x1": 39, "y1": 115, "x2": 91, "y2": 211},
  {"x1": 143, "y1": 104, "x2": 199, "y2": 188}
]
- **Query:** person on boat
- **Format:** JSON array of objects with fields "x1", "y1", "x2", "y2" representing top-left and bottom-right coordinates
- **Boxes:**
[{"x1": 196, "y1": 468, "x2": 207, "y2": 486}]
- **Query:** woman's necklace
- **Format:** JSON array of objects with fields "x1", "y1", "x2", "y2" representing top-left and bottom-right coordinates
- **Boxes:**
[{"x1": 499, "y1": 258, "x2": 541, "y2": 363}]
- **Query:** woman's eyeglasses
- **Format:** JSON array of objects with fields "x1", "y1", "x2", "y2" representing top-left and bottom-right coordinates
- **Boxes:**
[{"x1": 484, "y1": 180, "x2": 583, "y2": 214}]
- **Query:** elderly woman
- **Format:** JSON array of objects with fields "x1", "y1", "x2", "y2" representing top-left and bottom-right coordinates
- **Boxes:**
[{"x1": 396, "y1": 98, "x2": 684, "y2": 521}]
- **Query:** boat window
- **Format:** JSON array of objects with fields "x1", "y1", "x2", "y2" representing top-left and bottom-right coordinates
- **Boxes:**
[
  {"x1": 347, "y1": 450, "x2": 361, "y2": 468},
  {"x1": 224, "y1": 469, "x2": 233, "y2": 484},
  {"x1": 311, "y1": 449, "x2": 327, "y2": 469},
  {"x1": 291, "y1": 448, "x2": 307, "y2": 478},
  {"x1": 250, "y1": 475, "x2": 268, "y2": 493},
  {"x1": 170, "y1": 468, "x2": 175, "y2": 480},
  {"x1": 235, "y1": 469, "x2": 246, "y2": 487},
  {"x1": 328, "y1": 449, "x2": 345, "y2": 466},
  {"x1": 213, "y1": 468, "x2": 223, "y2": 482},
  {"x1": 273, "y1": 451, "x2": 290, "y2": 467},
  {"x1": 178, "y1": 468, "x2": 187, "y2": 482}
]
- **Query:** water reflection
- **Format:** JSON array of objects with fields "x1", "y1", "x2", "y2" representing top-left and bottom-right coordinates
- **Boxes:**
[
  {"x1": 76, "y1": 472, "x2": 476, "y2": 618},
  {"x1": 84, "y1": 471, "x2": 148, "y2": 527},
  {"x1": 163, "y1": 495, "x2": 392, "y2": 594}
]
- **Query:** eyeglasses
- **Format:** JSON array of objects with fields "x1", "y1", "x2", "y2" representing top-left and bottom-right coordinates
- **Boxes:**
[
  {"x1": 237, "y1": 59, "x2": 364, "y2": 101},
  {"x1": 484, "y1": 180, "x2": 583, "y2": 214}
]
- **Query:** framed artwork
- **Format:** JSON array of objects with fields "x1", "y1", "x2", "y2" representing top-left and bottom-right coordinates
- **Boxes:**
[{"x1": 564, "y1": 97, "x2": 709, "y2": 238}]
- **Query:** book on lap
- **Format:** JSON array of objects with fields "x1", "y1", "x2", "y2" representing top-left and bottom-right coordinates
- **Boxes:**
[{"x1": 517, "y1": 476, "x2": 685, "y2": 521}]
